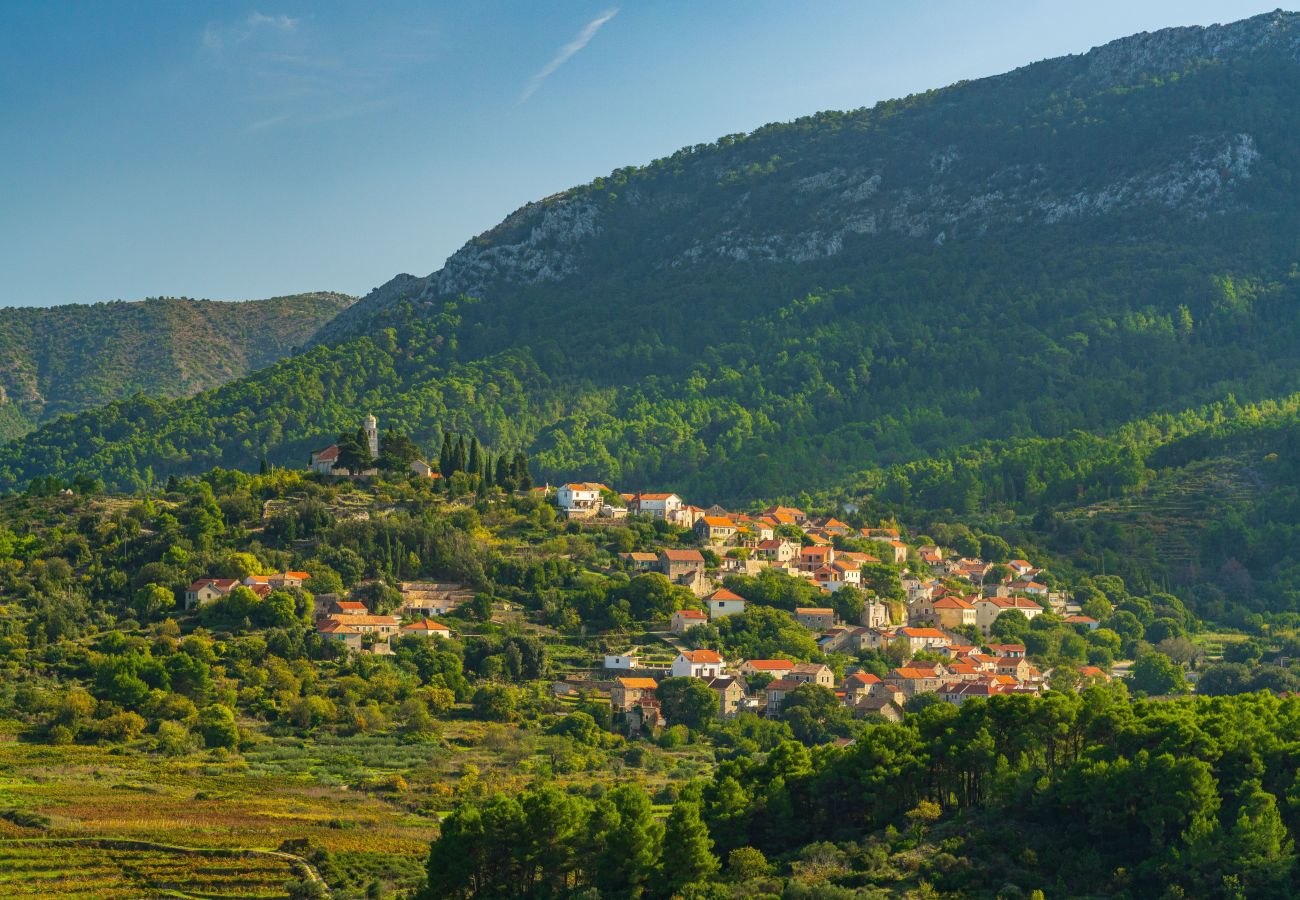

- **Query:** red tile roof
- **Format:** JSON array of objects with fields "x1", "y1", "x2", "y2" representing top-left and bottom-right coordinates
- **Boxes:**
[{"x1": 744, "y1": 659, "x2": 794, "y2": 671}]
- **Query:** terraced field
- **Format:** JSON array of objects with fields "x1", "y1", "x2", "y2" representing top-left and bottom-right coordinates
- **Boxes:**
[
  {"x1": 0, "y1": 840, "x2": 303, "y2": 898},
  {"x1": 1064, "y1": 452, "x2": 1268, "y2": 569}
]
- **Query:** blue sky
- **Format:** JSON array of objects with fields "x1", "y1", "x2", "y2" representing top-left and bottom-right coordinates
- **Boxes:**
[{"x1": 0, "y1": 1, "x2": 1282, "y2": 307}]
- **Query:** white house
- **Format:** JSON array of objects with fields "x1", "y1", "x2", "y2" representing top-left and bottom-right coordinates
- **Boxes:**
[
  {"x1": 705, "y1": 588, "x2": 747, "y2": 621},
  {"x1": 671, "y1": 649, "x2": 725, "y2": 679},
  {"x1": 604, "y1": 653, "x2": 641, "y2": 670},
  {"x1": 557, "y1": 483, "x2": 604, "y2": 514},
  {"x1": 632, "y1": 492, "x2": 683, "y2": 520}
]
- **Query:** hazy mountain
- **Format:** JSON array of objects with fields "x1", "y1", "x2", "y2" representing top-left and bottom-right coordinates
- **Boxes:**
[
  {"x1": 0, "y1": 293, "x2": 355, "y2": 442},
  {"x1": 4, "y1": 11, "x2": 1300, "y2": 496}
]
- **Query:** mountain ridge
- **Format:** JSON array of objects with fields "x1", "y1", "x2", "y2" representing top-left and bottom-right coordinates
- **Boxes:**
[
  {"x1": 314, "y1": 8, "x2": 1300, "y2": 345},
  {"x1": 0, "y1": 292, "x2": 355, "y2": 442},
  {"x1": 5, "y1": 11, "x2": 1300, "y2": 497}
]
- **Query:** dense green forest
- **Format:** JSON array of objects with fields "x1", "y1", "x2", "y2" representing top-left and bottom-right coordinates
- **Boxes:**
[
  {"x1": 425, "y1": 688, "x2": 1300, "y2": 899},
  {"x1": 0, "y1": 292, "x2": 354, "y2": 441}
]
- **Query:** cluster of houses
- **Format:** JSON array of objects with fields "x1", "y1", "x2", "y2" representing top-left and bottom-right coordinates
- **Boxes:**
[
  {"x1": 313, "y1": 581, "x2": 470, "y2": 652},
  {"x1": 601, "y1": 639, "x2": 1111, "y2": 731},
  {"x1": 185, "y1": 571, "x2": 313, "y2": 610}
]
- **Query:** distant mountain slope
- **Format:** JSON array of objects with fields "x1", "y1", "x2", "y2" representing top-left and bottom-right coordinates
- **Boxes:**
[
  {"x1": 3, "y1": 11, "x2": 1300, "y2": 497},
  {"x1": 0, "y1": 293, "x2": 354, "y2": 441}
]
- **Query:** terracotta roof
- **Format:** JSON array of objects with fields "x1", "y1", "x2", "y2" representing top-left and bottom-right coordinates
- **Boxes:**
[
  {"x1": 402, "y1": 619, "x2": 450, "y2": 632},
  {"x1": 932, "y1": 596, "x2": 974, "y2": 609},
  {"x1": 187, "y1": 578, "x2": 238, "y2": 592},
  {"x1": 699, "y1": 516, "x2": 735, "y2": 527},
  {"x1": 680, "y1": 649, "x2": 723, "y2": 664},
  {"x1": 638, "y1": 492, "x2": 680, "y2": 501},
  {"x1": 617, "y1": 677, "x2": 659, "y2": 689},
  {"x1": 744, "y1": 659, "x2": 794, "y2": 671},
  {"x1": 675, "y1": 609, "x2": 708, "y2": 619},
  {"x1": 765, "y1": 678, "x2": 803, "y2": 692},
  {"x1": 660, "y1": 549, "x2": 705, "y2": 562},
  {"x1": 899, "y1": 627, "x2": 947, "y2": 638},
  {"x1": 311, "y1": 445, "x2": 339, "y2": 462},
  {"x1": 845, "y1": 672, "x2": 881, "y2": 685},
  {"x1": 765, "y1": 506, "x2": 805, "y2": 517},
  {"x1": 796, "y1": 607, "x2": 834, "y2": 616},
  {"x1": 333, "y1": 600, "x2": 369, "y2": 611},
  {"x1": 706, "y1": 588, "x2": 745, "y2": 602},
  {"x1": 890, "y1": 667, "x2": 937, "y2": 680},
  {"x1": 321, "y1": 614, "x2": 399, "y2": 626},
  {"x1": 317, "y1": 619, "x2": 359, "y2": 635}
]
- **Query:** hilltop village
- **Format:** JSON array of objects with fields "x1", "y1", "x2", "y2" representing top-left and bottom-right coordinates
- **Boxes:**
[{"x1": 545, "y1": 481, "x2": 1108, "y2": 729}]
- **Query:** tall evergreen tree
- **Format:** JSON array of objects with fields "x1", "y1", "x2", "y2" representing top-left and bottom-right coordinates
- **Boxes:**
[
  {"x1": 660, "y1": 800, "x2": 718, "y2": 892},
  {"x1": 468, "y1": 436, "x2": 482, "y2": 478},
  {"x1": 454, "y1": 435, "x2": 469, "y2": 476},
  {"x1": 438, "y1": 432, "x2": 453, "y2": 477},
  {"x1": 513, "y1": 451, "x2": 533, "y2": 491},
  {"x1": 592, "y1": 784, "x2": 661, "y2": 897}
]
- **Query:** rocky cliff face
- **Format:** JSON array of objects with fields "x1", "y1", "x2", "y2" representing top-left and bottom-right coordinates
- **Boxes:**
[{"x1": 313, "y1": 10, "x2": 1299, "y2": 344}]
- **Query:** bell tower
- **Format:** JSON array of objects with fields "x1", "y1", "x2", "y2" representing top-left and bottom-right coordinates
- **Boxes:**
[{"x1": 364, "y1": 414, "x2": 379, "y2": 459}]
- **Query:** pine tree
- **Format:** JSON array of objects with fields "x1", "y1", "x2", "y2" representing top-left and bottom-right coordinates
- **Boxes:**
[
  {"x1": 258, "y1": 456, "x2": 268, "y2": 475},
  {"x1": 660, "y1": 800, "x2": 717, "y2": 892},
  {"x1": 593, "y1": 784, "x2": 661, "y2": 896}
]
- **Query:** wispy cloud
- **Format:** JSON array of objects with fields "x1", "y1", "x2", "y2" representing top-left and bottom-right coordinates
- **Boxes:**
[
  {"x1": 203, "y1": 12, "x2": 300, "y2": 52},
  {"x1": 520, "y1": 9, "x2": 618, "y2": 103}
]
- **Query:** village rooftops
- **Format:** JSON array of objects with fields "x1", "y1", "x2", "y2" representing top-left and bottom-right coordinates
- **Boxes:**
[
  {"x1": 617, "y1": 677, "x2": 660, "y2": 690},
  {"x1": 700, "y1": 516, "x2": 735, "y2": 527},
  {"x1": 333, "y1": 600, "x2": 369, "y2": 612}
]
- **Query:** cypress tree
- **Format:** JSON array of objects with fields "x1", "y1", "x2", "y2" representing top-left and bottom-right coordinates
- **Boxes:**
[
  {"x1": 513, "y1": 451, "x2": 533, "y2": 491},
  {"x1": 468, "y1": 436, "x2": 482, "y2": 477},
  {"x1": 454, "y1": 435, "x2": 468, "y2": 475},
  {"x1": 438, "y1": 433, "x2": 453, "y2": 476},
  {"x1": 496, "y1": 453, "x2": 514, "y2": 491}
]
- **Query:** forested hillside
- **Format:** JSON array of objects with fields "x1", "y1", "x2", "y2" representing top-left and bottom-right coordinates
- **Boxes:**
[
  {"x1": 4, "y1": 12, "x2": 1300, "y2": 506},
  {"x1": 0, "y1": 292, "x2": 354, "y2": 441}
]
